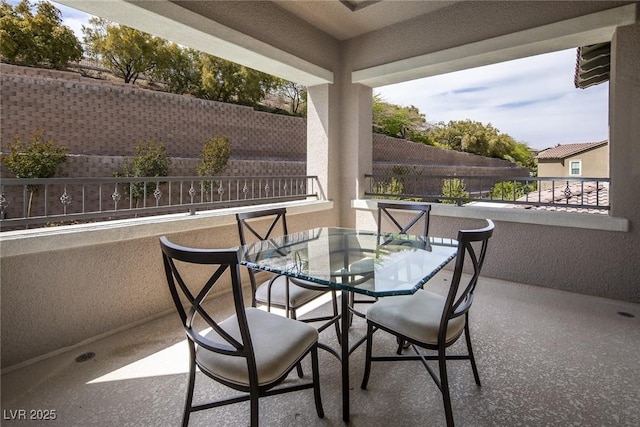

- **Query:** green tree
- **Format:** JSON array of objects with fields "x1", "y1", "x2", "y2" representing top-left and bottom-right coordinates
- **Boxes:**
[
  {"x1": 429, "y1": 119, "x2": 535, "y2": 170},
  {"x1": 372, "y1": 95, "x2": 431, "y2": 143},
  {"x1": 80, "y1": 16, "x2": 286, "y2": 109},
  {"x1": 505, "y1": 141, "x2": 537, "y2": 174},
  {"x1": 83, "y1": 18, "x2": 168, "y2": 84},
  {"x1": 151, "y1": 45, "x2": 203, "y2": 95},
  {"x1": 0, "y1": 0, "x2": 82, "y2": 68},
  {"x1": 200, "y1": 54, "x2": 279, "y2": 106},
  {"x1": 120, "y1": 140, "x2": 170, "y2": 206},
  {"x1": 0, "y1": 131, "x2": 68, "y2": 217}
]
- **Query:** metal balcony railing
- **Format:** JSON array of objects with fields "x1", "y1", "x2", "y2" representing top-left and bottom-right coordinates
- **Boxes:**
[
  {"x1": 0, "y1": 175, "x2": 322, "y2": 230},
  {"x1": 364, "y1": 174, "x2": 610, "y2": 213}
]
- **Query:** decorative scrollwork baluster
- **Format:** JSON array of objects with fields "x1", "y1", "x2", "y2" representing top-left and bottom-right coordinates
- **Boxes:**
[
  {"x1": 112, "y1": 185, "x2": 122, "y2": 210},
  {"x1": 154, "y1": 187, "x2": 162, "y2": 206},
  {"x1": 564, "y1": 181, "x2": 572, "y2": 199},
  {"x1": 217, "y1": 180, "x2": 225, "y2": 200},
  {"x1": 60, "y1": 186, "x2": 72, "y2": 215}
]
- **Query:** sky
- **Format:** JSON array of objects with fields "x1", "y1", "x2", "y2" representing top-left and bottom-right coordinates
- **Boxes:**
[
  {"x1": 23, "y1": 1, "x2": 610, "y2": 151},
  {"x1": 375, "y1": 49, "x2": 609, "y2": 151}
]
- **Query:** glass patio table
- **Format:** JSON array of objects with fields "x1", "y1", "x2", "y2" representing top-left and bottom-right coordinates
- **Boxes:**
[{"x1": 240, "y1": 226, "x2": 458, "y2": 422}]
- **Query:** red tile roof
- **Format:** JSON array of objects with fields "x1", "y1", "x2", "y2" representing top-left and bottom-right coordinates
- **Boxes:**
[{"x1": 536, "y1": 140, "x2": 607, "y2": 160}]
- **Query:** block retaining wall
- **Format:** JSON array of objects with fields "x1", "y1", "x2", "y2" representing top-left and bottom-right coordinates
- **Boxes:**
[{"x1": 1, "y1": 63, "x2": 528, "y2": 183}]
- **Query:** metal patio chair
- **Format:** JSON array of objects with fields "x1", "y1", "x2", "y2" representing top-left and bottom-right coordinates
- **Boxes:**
[
  {"x1": 236, "y1": 208, "x2": 341, "y2": 344},
  {"x1": 361, "y1": 219, "x2": 494, "y2": 427},
  {"x1": 348, "y1": 202, "x2": 432, "y2": 325},
  {"x1": 159, "y1": 236, "x2": 324, "y2": 427}
]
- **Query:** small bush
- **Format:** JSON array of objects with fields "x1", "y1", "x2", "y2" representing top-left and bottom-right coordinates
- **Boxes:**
[
  {"x1": 440, "y1": 178, "x2": 468, "y2": 204},
  {"x1": 195, "y1": 136, "x2": 231, "y2": 199},
  {"x1": 0, "y1": 131, "x2": 67, "y2": 218},
  {"x1": 372, "y1": 176, "x2": 404, "y2": 200},
  {"x1": 195, "y1": 136, "x2": 231, "y2": 177},
  {"x1": 119, "y1": 140, "x2": 170, "y2": 206},
  {"x1": 490, "y1": 180, "x2": 535, "y2": 201},
  {"x1": 1, "y1": 131, "x2": 68, "y2": 179}
]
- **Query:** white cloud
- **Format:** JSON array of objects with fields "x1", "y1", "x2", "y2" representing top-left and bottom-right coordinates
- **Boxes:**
[{"x1": 375, "y1": 49, "x2": 609, "y2": 150}]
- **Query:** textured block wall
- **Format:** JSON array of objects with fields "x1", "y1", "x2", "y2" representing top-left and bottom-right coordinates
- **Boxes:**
[
  {"x1": 1, "y1": 63, "x2": 527, "y2": 180},
  {"x1": 0, "y1": 64, "x2": 305, "y2": 162}
]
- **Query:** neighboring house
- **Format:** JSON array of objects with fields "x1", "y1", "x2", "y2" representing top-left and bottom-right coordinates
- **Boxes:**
[
  {"x1": 520, "y1": 140, "x2": 610, "y2": 213},
  {"x1": 536, "y1": 140, "x2": 609, "y2": 178}
]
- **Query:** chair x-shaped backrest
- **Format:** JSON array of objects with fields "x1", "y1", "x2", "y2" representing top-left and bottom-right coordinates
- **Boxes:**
[
  {"x1": 236, "y1": 208, "x2": 289, "y2": 305},
  {"x1": 160, "y1": 237, "x2": 257, "y2": 365},
  {"x1": 377, "y1": 202, "x2": 431, "y2": 237},
  {"x1": 237, "y1": 208, "x2": 288, "y2": 245},
  {"x1": 377, "y1": 203, "x2": 431, "y2": 250},
  {"x1": 440, "y1": 220, "x2": 494, "y2": 344}
]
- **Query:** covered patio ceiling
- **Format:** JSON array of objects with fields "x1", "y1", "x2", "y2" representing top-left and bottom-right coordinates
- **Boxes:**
[{"x1": 59, "y1": 1, "x2": 636, "y2": 87}]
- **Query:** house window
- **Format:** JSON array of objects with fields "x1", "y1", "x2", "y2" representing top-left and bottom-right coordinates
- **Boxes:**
[{"x1": 569, "y1": 160, "x2": 582, "y2": 176}]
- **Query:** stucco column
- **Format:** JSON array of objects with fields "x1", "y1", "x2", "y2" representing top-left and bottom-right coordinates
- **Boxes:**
[
  {"x1": 307, "y1": 84, "x2": 340, "y2": 209},
  {"x1": 338, "y1": 83, "x2": 373, "y2": 227},
  {"x1": 307, "y1": 78, "x2": 373, "y2": 227},
  {"x1": 609, "y1": 21, "x2": 640, "y2": 220}
]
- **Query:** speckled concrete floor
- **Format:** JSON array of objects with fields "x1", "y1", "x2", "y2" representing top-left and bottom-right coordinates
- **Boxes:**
[{"x1": 2, "y1": 272, "x2": 639, "y2": 426}]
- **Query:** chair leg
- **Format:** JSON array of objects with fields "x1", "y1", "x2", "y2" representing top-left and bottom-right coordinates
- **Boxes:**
[
  {"x1": 250, "y1": 393, "x2": 259, "y2": 427},
  {"x1": 438, "y1": 348, "x2": 455, "y2": 427},
  {"x1": 290, "y1": 310, "x2": 305, "y2": 378},
  {"x1": 311, "y1": 346, "x2": 325, "y2": 418},
  {"x1": 464, "y1": 322, "x2": 481, "y2": 386},
  {"x1": 182, "y1": 356, "x2": 196, "y2": 427},
  {"x1": 360, "y1": 323, "x2": 374, "y2": 389}
]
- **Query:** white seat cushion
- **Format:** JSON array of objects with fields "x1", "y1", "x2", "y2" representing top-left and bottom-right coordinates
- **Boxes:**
[
  {"x1": 196, "y1": 308, "x2": 318, "y2": 387},
  {"x1": 366, "y1": 289, "x2": 465, "y2": 346},
  {"x1": 255, "y1": 275, "x2": 326, "y2": 309}
]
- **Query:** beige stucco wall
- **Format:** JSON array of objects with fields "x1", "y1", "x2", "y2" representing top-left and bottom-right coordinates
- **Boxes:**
[{"x1": 0, "y1": 201, "x2": 336, "y2": 370}]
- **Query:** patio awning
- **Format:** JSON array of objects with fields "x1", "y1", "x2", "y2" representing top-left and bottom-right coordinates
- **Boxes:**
[{"x1": 574, "y1": 42, "x2": 610, "y2": 89}]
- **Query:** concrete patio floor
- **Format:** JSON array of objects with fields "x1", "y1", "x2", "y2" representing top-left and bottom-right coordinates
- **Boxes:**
[{"x1": 2, "y1": 272, "x2": 639, "y2": 426}]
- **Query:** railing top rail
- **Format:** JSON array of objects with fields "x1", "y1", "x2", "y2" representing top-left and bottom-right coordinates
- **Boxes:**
[
  {"x1": 364, "y1": 174, "x2": 610, "y2": 182},
  {"x1": 0, "y1": 175, "x2": 319, "y2": 185}
]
